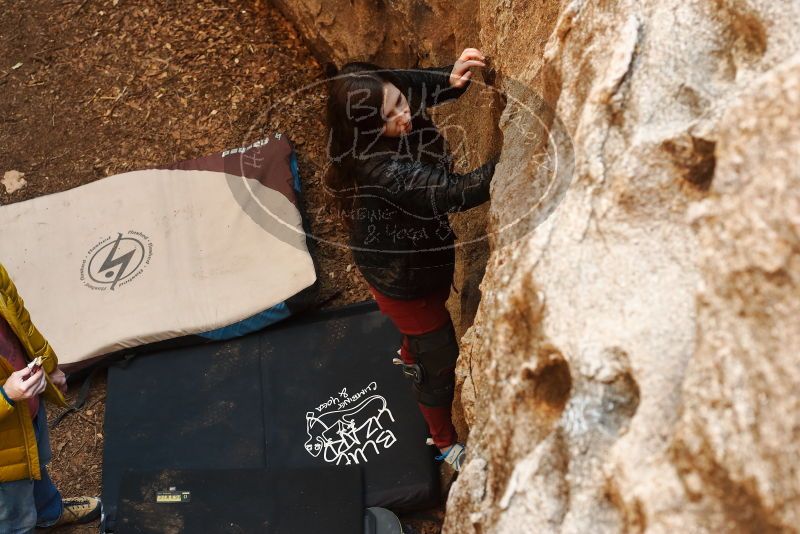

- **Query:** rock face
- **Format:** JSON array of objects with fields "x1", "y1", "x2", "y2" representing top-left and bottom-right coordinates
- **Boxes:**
[{"x1": 271, "y1": 0, "x2": 800, "y2": 531}]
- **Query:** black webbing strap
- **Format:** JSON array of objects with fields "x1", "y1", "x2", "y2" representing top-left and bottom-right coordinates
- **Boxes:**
[
  {"x1": 50, "y1": 353, "x2": 137, "y2": 430},
  {"x1": 406, "y1": 322, "x2": 456, "y2": 355}
]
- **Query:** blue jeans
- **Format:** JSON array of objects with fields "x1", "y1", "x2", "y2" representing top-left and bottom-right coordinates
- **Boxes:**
[{"x1": 0, "y1": 402, "x2": 63, "y2": 533}]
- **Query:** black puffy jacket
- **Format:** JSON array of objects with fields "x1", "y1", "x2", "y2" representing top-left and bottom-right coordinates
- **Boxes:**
[{"x1": 349, "y1": 64, "x2": 498, "y2": 300}]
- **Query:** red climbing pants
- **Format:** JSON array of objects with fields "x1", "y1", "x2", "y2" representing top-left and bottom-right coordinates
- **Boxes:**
[{"x1": 368, "y1": 284, "x2": 459, "y2": 449}]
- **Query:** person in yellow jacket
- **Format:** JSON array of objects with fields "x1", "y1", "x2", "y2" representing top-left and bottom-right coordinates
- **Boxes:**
[{"x1": 0, "y1": 263, "x2": 101, "y2": 532}]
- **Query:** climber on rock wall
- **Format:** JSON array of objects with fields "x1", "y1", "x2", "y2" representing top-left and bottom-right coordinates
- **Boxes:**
[{"x1": 323, "y1": 48, "x2": 498, "y2": 471}]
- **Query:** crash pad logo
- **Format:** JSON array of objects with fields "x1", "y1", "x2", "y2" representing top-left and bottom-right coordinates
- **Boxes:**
[
  {"x1": 80, "y1": 231, "x2": 153, "y2": 291},
  {"x1": 304, "y1": 382, "x2": 397, "y2": 465}
]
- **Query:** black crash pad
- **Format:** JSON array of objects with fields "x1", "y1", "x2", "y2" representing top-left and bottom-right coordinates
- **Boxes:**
[
  {"x1": 102, "y1": 302, "x2": 439, "y2": 532},
  {"x1": 114, "y1": 467, "x2": 363, "y2": 534}
]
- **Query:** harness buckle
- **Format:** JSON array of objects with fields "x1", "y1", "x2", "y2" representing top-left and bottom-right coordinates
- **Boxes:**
[{"x1": 392, "y1": 358, "x2": 424, "y2": 384}]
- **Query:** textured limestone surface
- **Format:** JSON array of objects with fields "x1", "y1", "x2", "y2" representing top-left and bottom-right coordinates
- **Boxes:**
[{"x1": 272, "y1": 0, "x2": 800, "y2": 531}]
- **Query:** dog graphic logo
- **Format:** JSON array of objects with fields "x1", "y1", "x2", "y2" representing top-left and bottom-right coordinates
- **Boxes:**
[{"x1": 304, "y1": 384, "x2": 397, "y2": 465}]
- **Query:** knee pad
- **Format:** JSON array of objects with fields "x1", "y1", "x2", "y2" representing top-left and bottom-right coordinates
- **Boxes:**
[{"x1": 403, "y1": 320, "x2": 459, "y2": 407}]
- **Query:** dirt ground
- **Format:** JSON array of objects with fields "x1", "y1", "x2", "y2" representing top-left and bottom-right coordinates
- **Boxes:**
[{"x1": 0, "y1": 0, "x2": 441, "y2": 532}]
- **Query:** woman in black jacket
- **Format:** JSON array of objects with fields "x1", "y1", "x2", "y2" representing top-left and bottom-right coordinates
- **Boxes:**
[{"x1": 324, "y1": 48, "x2": 497, "y2": 471}]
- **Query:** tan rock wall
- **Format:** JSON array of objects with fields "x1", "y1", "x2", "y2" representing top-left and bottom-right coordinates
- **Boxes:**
[
  {"x1": 271, "y1": 0, "x2": 800, "y2": 530},
  {"x1": 669, "y1": 53, "x2": 800, "y2": 532}
]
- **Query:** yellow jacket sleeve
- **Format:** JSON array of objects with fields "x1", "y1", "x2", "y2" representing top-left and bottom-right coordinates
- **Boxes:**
[
  {"x1": 0, "y1": 386, "x2": 15, "y2": 423},
  {"x1": 0, "y1": 356, "x2": 17, "y2": 424},
  {"x1": 0, "y1": 263, "x2": 60, "y2": 374}
]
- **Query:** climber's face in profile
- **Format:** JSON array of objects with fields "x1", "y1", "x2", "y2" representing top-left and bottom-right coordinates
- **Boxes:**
[{"x1": 381, "y1": 82, "x2": 412, "y2": 137}]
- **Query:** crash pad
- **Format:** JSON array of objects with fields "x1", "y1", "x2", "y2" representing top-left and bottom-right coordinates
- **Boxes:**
[
  {"x1": 101, "y1": 302, "x2": 440, "y2": 531},
  {"x1": 0, "y1": 133, "x2": 317, "y2": 369}
]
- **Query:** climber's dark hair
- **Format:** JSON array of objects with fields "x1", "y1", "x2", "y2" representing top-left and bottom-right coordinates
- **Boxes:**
[
  {"x1": 323, "y1": 61, "x2": 402, "y2": 229},
  {"x1": 323, "y1": 62, "x2": 339, "y2": 78}
]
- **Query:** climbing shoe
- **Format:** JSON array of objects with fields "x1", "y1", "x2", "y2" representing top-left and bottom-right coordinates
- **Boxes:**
[
  {"x1": 51, "y1": 496, "x2": 102, "y2": 527},
  {"x1": 436, "y1": 442, "x2": 467, "y2": 472}
]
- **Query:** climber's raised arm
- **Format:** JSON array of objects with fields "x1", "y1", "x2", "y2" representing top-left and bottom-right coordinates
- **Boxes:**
[
  {"x1": 360, "y1": 155, "x2": 498, "y2": 218},
  {"x1": 389, "y1": 48, "x2": 486, "y2": 109}
]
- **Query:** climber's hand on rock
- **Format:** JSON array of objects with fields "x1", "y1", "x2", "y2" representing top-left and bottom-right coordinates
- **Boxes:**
[{"x1": 450, "y1": 48, "x2": 486, "y2": 89}]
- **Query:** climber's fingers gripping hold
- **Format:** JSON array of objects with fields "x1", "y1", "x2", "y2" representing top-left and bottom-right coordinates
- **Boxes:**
[{"x1": 450, "y1": 48, "x2": 486, "y2": 88}]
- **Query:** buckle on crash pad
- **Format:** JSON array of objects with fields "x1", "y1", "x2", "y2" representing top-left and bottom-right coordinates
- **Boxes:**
[{"x1": 392, "y1": 358, "x2": 424, "y2": 384}]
